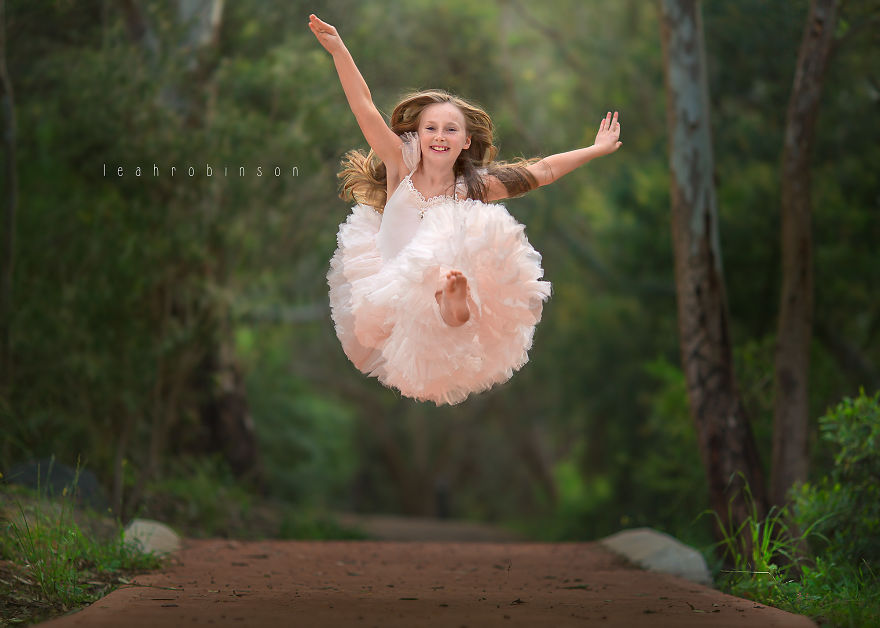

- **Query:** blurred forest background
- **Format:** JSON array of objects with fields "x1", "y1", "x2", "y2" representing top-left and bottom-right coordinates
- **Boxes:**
[{"x1": 0, "y1": 0, "x2": 877, "y2": 551}]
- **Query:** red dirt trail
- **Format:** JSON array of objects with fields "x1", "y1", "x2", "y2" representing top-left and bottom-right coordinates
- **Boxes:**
[{"x1": 39, "y1": 538, "x2": 815, "y2": 627}]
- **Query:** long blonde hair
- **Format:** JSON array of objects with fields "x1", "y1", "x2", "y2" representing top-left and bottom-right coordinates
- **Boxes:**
[{"x1": 338, "y1": 90, "x2": 538, "y2": 210}]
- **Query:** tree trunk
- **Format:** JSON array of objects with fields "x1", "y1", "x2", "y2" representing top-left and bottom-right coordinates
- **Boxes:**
[
  {"x1": 659, "y1": 0, "x2": 768, "y2": 538},
  {"x1": 0, "y1": 0, "x2": 17, "y2": 395},
  {"x1": 517, "y1": 422, "x2": 558, "y2": 508},
  {"x1": 771, "y1": 0, "x2": 838, "y2": 507},
  {"x1": 196, "y1": 340, "x2": 263, "y2": 484},
  {"x1": 116, "y1": 1, "x2": 261, "y2": 492}
]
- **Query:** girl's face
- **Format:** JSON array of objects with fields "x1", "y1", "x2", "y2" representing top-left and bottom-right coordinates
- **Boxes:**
[{"x1": 417, "y1": 102, "x2": 471, "y2": 167}]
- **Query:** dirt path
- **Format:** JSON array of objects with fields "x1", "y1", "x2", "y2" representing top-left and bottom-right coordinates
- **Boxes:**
[{"x1": 39, "y1": 538, "x2": 815, "y2": 627}]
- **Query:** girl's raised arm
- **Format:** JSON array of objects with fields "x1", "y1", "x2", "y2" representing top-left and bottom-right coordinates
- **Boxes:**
[
  {"x1": 308, "y1": 15, "x2": 404, "y2": 175},
  {"x1": 485, "y1": 111, "x2": 622, "y2": 202}
]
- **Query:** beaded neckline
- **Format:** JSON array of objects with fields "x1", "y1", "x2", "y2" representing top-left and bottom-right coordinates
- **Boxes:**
[{"x1": 405, "y1": 174, "x2": 462, "y2": 207}]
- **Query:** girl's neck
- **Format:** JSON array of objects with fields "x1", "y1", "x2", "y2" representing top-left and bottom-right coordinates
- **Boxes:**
[{"x1": 413, "y1": 163, "x2": 456, "y2": 189}]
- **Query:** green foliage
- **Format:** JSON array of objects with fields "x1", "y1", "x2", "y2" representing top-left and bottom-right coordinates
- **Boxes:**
[
  {"x1": 236, "y1": 325, "x2": 360, "y2": 508},
  {"x1": 138, "y1": 455, "x2": 366, "y2": 540},
  {"x1": 710, "y1": 481, "x2": 823, "y2": 583},
  {"x1": 722, "y1": 551, "x2": 880, "y2": 627},
  {"x1": 793, "y1": 390, "x2": 880, "y2": 570},
  {"x1": 140, "y1": 456, "x2": 256, "y2": 538},
  {"x1": 715, "y1": 519, "x2": 880, "y2": 627},
  {"x1": 0, "y1": 472, "x2": 162, "y2": 612},
  {"x1": 821, "y1": 389, "x2": 880, "y2": 477},
  {"x1": 539, "y1": 456, "x2": 613, "y2": 541},
  {"x1": 633, "y1": 357, "x2": 709, "y2": 543},
  {"x1": 278, "y1": 508, "x2": 369, "y2": 541},
  {"x1": 711, "y1": 393, "x2": 880, "y2": 626}
]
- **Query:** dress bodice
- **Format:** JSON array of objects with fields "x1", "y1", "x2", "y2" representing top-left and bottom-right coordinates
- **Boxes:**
[{"x1": 376, "y1": 170, "x2": 465, "y2": 260}]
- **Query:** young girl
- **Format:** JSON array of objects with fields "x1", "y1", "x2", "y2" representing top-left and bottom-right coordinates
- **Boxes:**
[{"x1": 310, "y1": 14, "x2": 621, "y2": 405}]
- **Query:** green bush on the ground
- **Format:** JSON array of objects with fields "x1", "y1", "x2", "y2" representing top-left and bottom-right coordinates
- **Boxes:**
[
  {"x1": 793, "y1": 388, "x2": 880, "y2": 570},
  {"x1": 714, "y1": 389, "x2": 880, "y2": 627}
]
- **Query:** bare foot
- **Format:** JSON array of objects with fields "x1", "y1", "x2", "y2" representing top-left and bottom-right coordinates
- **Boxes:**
[{"x1": 435, "y1": 271, "x2": 470, "y2": 327}]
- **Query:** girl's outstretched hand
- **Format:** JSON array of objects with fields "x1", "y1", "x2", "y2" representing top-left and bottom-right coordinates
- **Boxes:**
[
  {"x1": 594, "y1": 111, "x2": 622, "y2": 155},
  {"x1": 309, "y1": 14, "x2": 343, "y2": 55}
]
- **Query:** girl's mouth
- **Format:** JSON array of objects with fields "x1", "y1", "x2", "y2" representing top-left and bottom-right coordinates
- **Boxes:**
[{"x1": 430, "y1": 145, "x2": 449, "y2": 152}]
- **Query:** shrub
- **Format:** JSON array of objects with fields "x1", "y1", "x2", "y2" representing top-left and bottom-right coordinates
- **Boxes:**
[{"x1": 793, "y1": 389, "x2": 880, "y2": 569}]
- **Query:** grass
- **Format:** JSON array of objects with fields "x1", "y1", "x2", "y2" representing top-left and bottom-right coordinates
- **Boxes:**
[
  {"x1": 706, "y1": 481, "x2": 880, "y2": 628},
  {"x1": 0, "y1": 455, "x2": 368, "y2": 626},
  {"x1": 0, "y1": 470, "x2": 164, "y2": 626}
]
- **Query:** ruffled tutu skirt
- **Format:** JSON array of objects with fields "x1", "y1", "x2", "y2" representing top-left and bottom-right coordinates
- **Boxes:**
[{"x1": 327, "y1": 199, "x2": 551, "y2": 405}]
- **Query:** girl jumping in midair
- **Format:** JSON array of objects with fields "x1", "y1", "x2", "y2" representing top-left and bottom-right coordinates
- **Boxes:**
[{"x1": 310, "y1": 14, "x2": 622, "y2": 405}]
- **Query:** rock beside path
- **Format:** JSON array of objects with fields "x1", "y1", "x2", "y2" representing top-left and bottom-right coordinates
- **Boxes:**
[
  {"x1": 123, "y1": 518, "x2": 181, "y2": 555},
  {"x1": 600, "y1": 527, "x2": 712, "y2": 586}
]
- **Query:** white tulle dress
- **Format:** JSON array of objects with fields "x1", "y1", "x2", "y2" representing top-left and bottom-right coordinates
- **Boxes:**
[{"x1": 327, "y1": 133, "x2": 552, "y2": 405}]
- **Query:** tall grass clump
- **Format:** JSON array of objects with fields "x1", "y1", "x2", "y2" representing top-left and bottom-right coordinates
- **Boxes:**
[{"x1": 0, "y1": 460, "x2": 163, "y2": 611}]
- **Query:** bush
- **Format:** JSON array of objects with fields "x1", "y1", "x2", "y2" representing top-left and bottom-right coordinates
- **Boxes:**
[
  {"x1": 709, "y1": 391, "x2": 880, "y2": 626},
  {"x1": 793, "y1": 388, "x2": 880, "y2": 569}
]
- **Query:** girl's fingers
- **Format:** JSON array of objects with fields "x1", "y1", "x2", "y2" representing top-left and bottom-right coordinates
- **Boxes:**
[
  {"x1": 309, "y1": 14, "x2": 333, "y2": 32},
  {"x1": 598, "y1": 111, "x2": 621, "y2": 136}
]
